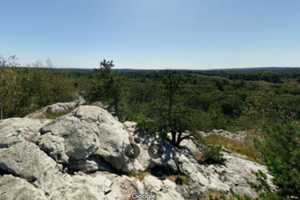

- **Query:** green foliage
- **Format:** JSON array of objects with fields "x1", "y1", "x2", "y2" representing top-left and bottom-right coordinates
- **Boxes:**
[
  {"x1": 2, "y1": 63, "x2": 300, "y2": 199},
  {"x1": 0, "y1": 68, "x2": 20, "y2": 118},
  {"x1": 2, "y1": 66, "x2": 300, "y2": 133},
  {"x1": 149, "y1": 72, "x2": 198, "y2": 146},
  {"x1": 246, "y1": 170, "x2": 273, "y2": 197},
  {"x1": 202, "y1": 145, "x2": 225, "y2": 165},
  {"x1": 97, "y1": 59, "x2": 114, "y2": 77},
  {"x1": 90, "y1": 59, "x2": 124, "y2": 119},
  {"x1": 234, "y1": 192, "x2": 280, "y2": 200},
  {"x1": 0, "y1": 68, "x2": 75, "y2": 119},
  {"x1": 259, "y1": 123, "x2": 300, "y2": 199},
  {"x1": 258, "y1": 193, "x2": 281, "y2": 200},
  {"x1": 85, "y1": 69, "x2": 300, "y2": 133},
  {"x1": 127, "y1": 171, "x2": 149, "y2": 181},
  {"x1": 135, "y1": 114, "x2": 159, "y2": 136}
]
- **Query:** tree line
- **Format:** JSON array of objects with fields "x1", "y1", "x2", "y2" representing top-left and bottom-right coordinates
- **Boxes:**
[{"x1": 1, "y1": 58, "x2": 300, "y2": 199}]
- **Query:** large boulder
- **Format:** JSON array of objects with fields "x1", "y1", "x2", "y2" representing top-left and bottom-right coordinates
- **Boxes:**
[
  {"x1": 48, "y1": 172, "x2": 144, "y2": 200},
  {"x1": 0, "y1": 117, "x2": 67, "y2": 194},
  {"x1": 38, "y1": 106, "x2": 132, "y2": 172},
  {"x1": 100, "y1": 173, "x2": 144, "y2": 200},
  {"x1": 221, "y1": 152, "x2": 273, "y2": 197},
  {"x1": 0, "y1": 175, "x2": 48, "y2": 200},
  {"x1": 46, "y1": 102, "x2": 79, "y2": 114},
  {"x1": 26, "y1": 98, "x2": 85, "y2": 119},
  {"x1": 39, "y1": 114, "x2": 100, "y2": 163},
  {"x1": 175, "y1": 150, "x2": 274, "y2": 198},
  {"x1": 0, "y1": 140, "x2": 64, "y2": 193},
  {"x1": 48, "y1": 173, "x2": 111, "y2": 200},
  {"x1": 144, "y1": 175, "x2": 185, "y2": 200},
  {"x1": 0, "y1": 117, "x2": 51, "y2": 145}
]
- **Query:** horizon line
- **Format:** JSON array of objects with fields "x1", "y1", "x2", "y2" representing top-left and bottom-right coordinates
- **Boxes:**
[{"x1": 7, "y1": 65, "x2": 300, "y2": 71}]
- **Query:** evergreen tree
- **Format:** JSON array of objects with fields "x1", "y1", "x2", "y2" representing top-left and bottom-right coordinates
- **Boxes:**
[
  {"x1": 91, "y1": 59, "x2": 123, "y2": 119},
  {"x1": 157, "y1": 72, "x2": 196, "y2": 146}
]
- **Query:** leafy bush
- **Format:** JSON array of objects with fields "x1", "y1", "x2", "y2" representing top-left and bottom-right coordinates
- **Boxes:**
[
  {"x1": 135, "y1": 114, "x2": 159, "y2": 136},
  {"x1": 201, "y1": 145, "x2": 226, "y2": 165},
  {"x1": 259, "y1": 123, "x2": 300, "y2": 199},
  {"x1": 0, "y1": 68, "x2": 75, "y2": 118}
]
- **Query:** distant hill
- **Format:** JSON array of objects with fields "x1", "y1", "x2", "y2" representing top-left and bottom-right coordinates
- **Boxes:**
[
  {"x1": 61, "y1": 67, "x2": 300, "y2": 75},
  {"x1": 3, "y1": 66, "x2": 300, "y2": 79}
]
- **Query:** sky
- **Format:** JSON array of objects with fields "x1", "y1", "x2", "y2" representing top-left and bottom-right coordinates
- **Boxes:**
[{"x1": 1, "y1": 0, "x2": 300, "y2": 69}]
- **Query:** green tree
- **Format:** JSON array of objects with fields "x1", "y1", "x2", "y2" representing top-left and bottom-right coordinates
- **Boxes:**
[
  {"x1": 107, "y1": 76, "x2": 122, "y2": 119},
  {"x1": 0, "y1": 68, "x2": 21, "y2": 119},
  {"x1": 97, "y1": 59, "x2": 114, "y2": 77},
  {"x1": 157, "y1": 72, "x2": 196, "y2": 146},
  {"x1": 90, "y1": 59, "x2": 123, "y2": 119},
  {"x1": 259, "y1": 122, "x2": 300, "y2": 199}
]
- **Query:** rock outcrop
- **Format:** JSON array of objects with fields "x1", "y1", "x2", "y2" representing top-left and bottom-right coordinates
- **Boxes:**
[
  {"x1": 38, "y1": 105, "x2": 133, "y2": 172},
  {"x1": 0, "y1": 175, "x2": 48, "y2": 200},
  {"x1": 0, "y1": 117, "x2": 51, "y2": 145},
  {"x1": 26, "y1": 98, "x2": 85, "y2": 119},
  {"x1": 199, "y1": 129, "x2": 247, "y2": 142},
  {"x1": 0, "y1": 104, "x2": 274, "y2": 200}
]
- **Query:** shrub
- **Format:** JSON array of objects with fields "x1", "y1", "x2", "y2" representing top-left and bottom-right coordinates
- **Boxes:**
[
  {"x1": 201, "y1": 145, "x2": 226, "y2": 165},
  {"x1": 258, "y1": 123, "x2": 300, "y2": 199},
  {"x1": 135, "y1": 115, "x2": 159, "y2": 136}
]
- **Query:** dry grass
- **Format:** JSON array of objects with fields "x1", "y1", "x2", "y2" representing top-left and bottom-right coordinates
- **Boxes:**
[
  {"x1": 198, "y1": 190, "x2": 230, "y2": 200},
  {"x1": 45, "y1": 111, "x2": 69, "y2": 119},
  {"x1": 202, "y1": 134, "x2": 261, "y2": 163},
  {"x1": 127, "y1": 171, "x2": 149, "y2": 181},
  {"x1": 167, "y1": 175, "x2": 190, "y2": 185}
]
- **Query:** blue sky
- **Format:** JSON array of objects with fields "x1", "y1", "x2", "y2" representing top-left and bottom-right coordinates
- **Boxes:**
[{"x1": 1, "y1": 0, "x2": 300, "y2": 69}]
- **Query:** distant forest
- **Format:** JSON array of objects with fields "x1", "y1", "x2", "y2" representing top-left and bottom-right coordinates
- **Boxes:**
[
  {"x1": 1, "y1": 65, "x2": 300, "y2": 131},
  {"x1": 1, "y1": 63, "x2": 300, "y2": 199}
]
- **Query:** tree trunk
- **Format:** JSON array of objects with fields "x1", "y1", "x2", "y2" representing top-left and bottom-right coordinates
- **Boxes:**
[
  {"x1": 114, "y1": 99, "x2": 120, "y2": 119},
  {"x1": 0, "y1": 106, "x2": 3, "y2": 120},
  {"x1": 176, "y1": 134, "x2": 192, "y2": 147},
  {"x1": 171, "y1": 131, "x2": 177, "y2": 146},
  {"x1": 175, "y1": 132, "x2": 183, "y2": 146}
]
